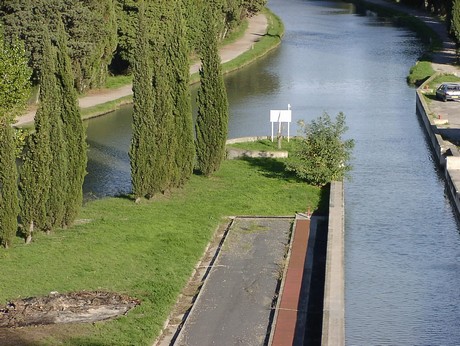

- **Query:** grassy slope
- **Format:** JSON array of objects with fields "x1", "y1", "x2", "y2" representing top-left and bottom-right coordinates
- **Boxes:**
[{"x1": 0, "y1": 158, "x2": 322, "y2": 345}]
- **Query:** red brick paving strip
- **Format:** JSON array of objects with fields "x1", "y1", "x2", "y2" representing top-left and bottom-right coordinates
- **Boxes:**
[{"x1": 271, "y1": 218, "x2": 310, "y2": 345}]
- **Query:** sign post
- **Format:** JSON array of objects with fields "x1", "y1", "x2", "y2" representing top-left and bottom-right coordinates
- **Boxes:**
[{"x1": 270, "y1": 104, "x2": 292, "y2": 142}]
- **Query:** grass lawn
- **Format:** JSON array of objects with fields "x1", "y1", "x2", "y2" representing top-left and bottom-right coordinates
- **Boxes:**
[
  {"x1": 428, "y1": 73, "x2": 460, "y2": 86},
  {"x1": 407, "y1": 60, "x2": 435, "y2": 86},
  {"x1": 0, "y1": 157, "x2": 324, "y2": 345}
]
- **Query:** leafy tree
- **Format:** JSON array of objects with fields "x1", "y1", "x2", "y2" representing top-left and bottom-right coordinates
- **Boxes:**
[
  {"x1": 130, "y1": 1, "x2": 155, "y2": 199},
  {"x1": 0, "y1": 28, "x2": 31, "y2": 248},
  {"x1": 195, "y1": 2, "x2": 229, "y2": 176},
  {"x1": 286, "y1": 112, "x2": 354, "y2": 186},
  {"x1": 451, "y1": 0, "x2": 460, "y2": 43},
  {"x1": 0, "y1": 30, "x2": 31, "y2": 120},
  {"x1": 61, "y1": 0, "x2": 118, "y2": 92},
  {"x1": 0, "y1": 0, "x2": 118, "y2": 91},
  {"x1": 19, "y1": 31, "x2": 54, "y2": 243},
  {"x1": 242, "y1": 0, "x2": 267, "y2": 15},
  {"x1": 113, "y1": 0, "x2": 138, "y2": 72}
]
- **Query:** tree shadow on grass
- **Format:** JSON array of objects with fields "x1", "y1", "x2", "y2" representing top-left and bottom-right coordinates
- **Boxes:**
[{"x1": 239, "y1": 156, "x2": 297, "y2": 181}]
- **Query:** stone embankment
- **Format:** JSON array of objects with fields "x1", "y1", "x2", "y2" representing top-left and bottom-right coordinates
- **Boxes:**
[
  {"x1": 321, "y1": 181, "x2": 345, "y2": 346},
  {"x1": 416, "y1": 83, "x2": 460, "y2": 216}
]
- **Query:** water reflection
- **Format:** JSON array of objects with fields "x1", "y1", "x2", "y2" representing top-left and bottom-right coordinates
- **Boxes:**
[{"x1": 83, "y1": 107, "x2": 132, "y2": 198}]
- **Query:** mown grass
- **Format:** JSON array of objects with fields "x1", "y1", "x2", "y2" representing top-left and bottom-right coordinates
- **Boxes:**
[
  {"x1": 407, "y1": 61, "x2": 435, "y2": 86},
  {"x1": 80, "y1": 95, "x2": 133, "y2": 120},
  {"x1": 0, "y1": 157, "x2": 323, "y2": 345},
  {"x1": 104, "y1": 74, "x2": 133, "y2": 89},
  {"x1": 429, "y1": 73, "x2": 460, "y2": 86}
]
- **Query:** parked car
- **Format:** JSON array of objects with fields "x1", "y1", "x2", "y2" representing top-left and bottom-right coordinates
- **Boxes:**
[{"x1": 436, "y1": 83, "x2": 460, "y2": 101}]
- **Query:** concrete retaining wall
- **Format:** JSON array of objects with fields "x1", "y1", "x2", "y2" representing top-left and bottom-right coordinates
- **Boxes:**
[
  {"x1": 416, "y1": 86, "x2": 460, "y2": 219},
  {"x1": 225, "y1": 137, "x2": 289, "y2": 159},
  {"x1": 226, "y1": 136, "x2": 272, "y2": 144},
  {"x1": 321, "y1": 181, "x2": 345, "y2": 346},
  {"x1": 226, "y1": 148, "x2": 288, "y2": 160},
  {"x1": 415, "y1": 89, "x2": 448, "y2": 167}
]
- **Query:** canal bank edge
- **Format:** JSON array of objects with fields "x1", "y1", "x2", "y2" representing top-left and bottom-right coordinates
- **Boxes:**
[
  {"x1": 416, "y1": 82, "x2": 460, "y2": 217},
  {"x1": 321, "y1": 181, "x2": 345, "y2": 346},
  {"x1": 14, "y1": 9, "x2": 283, "y2": 128}
]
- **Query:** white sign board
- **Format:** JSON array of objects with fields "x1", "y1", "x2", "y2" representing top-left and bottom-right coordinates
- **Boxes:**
[
  {"x1": 270, "y1": 109, "x2": 292, "y2": 142},
  {"x1": 270, "y1": 110, "x2": 292, "y2": 123}
]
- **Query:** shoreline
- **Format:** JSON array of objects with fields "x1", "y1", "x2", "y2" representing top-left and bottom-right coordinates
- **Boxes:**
[{"x1": 14, "y1": 9, "x2": 283, "y2": 128}]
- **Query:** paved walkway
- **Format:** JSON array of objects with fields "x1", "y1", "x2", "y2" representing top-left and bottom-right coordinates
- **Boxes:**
[
  {"x1": 167, "y1": 217, "x2": 294, "y2": 346},
  {"x1": 14, "y1": 14, "x2": 268, "y2": 127}
]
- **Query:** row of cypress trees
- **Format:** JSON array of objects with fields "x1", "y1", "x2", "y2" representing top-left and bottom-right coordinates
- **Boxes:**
[
  {"x1": 0, "y1": 19, "x2": 87, "y2": 248},
  {"x1": 2, "y1": 0, "x2": 231, "y2": 245},
  {"x1": 130, "y1": 0, "x2": 229, "y2": 199}
]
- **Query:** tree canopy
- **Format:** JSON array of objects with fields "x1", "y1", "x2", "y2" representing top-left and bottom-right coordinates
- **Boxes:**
[{"x1": 1, "y1": 0, "x2": 267, "y2": 82}]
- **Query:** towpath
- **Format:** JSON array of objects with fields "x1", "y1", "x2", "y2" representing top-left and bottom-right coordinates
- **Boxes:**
[{"x1": 14, "y1": 13, "x2": 268, "y2": 127}]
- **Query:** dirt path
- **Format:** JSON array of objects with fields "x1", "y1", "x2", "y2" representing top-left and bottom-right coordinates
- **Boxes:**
[{"x1": 14, "y1": 14, "x2": 268, "y2": 127}]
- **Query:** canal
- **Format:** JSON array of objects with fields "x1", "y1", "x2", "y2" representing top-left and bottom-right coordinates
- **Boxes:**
[{"x1": 84, "y1": 0, "x2": 460, "y2": 344}]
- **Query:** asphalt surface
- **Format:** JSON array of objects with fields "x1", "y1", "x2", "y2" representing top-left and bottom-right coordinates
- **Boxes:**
[{"x1": 174, "y1": 217, "x2": 293, "y2": 346}]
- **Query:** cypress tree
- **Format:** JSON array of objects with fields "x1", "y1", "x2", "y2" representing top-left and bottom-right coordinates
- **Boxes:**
[
  {"x1": 54, "y1": 19, "x2": 87, "y2": 227},
  {"x1": 195, "y1": 2, "x2": 229, "y2": 176},
  {"x1": 131, "y1": 0, "x2": 194, "y2": 197},
  {"x1": 45, "y1": 107, "x2": 67, "y2": 231},
  {"x1": 150, "y1": 0, "x2": 175, "y2": 194},
  {"x1": 0, "y1": 28, "x2": 30, "y2": 248},
  {"x1": 168, "y1": 0, "x2": 194, "y2": 187},
  {"x1": 130, "y1": 1, "x2": 155, "y2": 199},
  {"x1": 0, "y1": 120, "x2": 19, "y2": 248},
  {"x1": 19, "y1": 31, "x2": 54, "y2": 242}
]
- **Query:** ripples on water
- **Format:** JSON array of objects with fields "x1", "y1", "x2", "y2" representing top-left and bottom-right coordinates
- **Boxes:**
[{"x1": 84, "y1": 0, "x2": 460, "y2": 343}]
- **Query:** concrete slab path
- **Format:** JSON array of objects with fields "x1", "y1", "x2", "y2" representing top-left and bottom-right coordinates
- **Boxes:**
[{"x1": 173, "y1": 217, "x2": 292, "y2": 346}]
